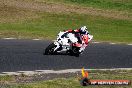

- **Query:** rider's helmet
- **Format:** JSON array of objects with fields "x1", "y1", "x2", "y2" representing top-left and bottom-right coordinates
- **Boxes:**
[{"x1": 79, "y1": 26, "x2": 89, "y2": 35}]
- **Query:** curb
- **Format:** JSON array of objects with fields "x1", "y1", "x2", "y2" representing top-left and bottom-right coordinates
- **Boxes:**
[
  {"x1": 0, "y1": 68, "x2": 132, "y2": 76},
  {"x1": 1, "y1": 38, "x2": 132, "y2": 46}
]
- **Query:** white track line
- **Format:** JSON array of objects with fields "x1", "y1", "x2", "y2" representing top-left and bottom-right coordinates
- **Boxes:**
[
  {"x1": 32, "y1": 39, "x2": 41, "y2": 40},
  {"x1": 35, "y1": 69, "x2": 81, "y2": 74},
  {"x1": 110, "y1": 43, "x2": 116, "y2": 45},
  {"x1": 2, "y1": 72, "x2": 21, "y2": 76},
  {"x1": 1, "y1": 38, "x2": 132, "y2": 46},
  {"x1": 92, "y1": 42, "x2": 100, "y2": 44},
  {"x1": 128, "y1": 44, "x2": 132, "y2": 46},
  {"x1": 17, "y1": 71, "x2": 37, "y2": 76},
  {"x1": 2, "y1": 38, "x2": 17, "y2": 40},
  {"x1": 0, "y1": 68, "x2": 132, "y2": 76}
]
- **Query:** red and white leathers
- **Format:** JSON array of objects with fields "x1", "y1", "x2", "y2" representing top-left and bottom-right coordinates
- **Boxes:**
[
  {"x1": 79, "y1": 34, "x2": 93, "y2": 53},
  {"x1": 65, "y1": 29, "x2": 80, "y2": 33},
  {"x1": 65, "y1": 29, "x2": 93, "y2": 53},
  {"x1": 65, "y1": 29, "x2": 83, "y2": 44}
]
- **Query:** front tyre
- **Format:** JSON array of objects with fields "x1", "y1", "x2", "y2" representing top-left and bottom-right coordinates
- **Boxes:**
[{"x1": 44, "y1": 43, "x2": 57, "y2": 55}]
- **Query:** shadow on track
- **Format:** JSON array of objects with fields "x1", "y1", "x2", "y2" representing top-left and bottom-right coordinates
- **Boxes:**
[{"x1": 43, "y1": 51, "x2": 79, "y2": 57}]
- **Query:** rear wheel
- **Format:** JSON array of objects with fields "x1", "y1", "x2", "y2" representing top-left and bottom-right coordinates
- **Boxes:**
[{"x1": 44, "y1": 43, "x2": 57, "y2": 55}]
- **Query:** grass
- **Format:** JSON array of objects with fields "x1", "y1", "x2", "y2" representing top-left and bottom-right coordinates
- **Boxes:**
[
  {"x1": 65, "y1": 0, "x2": 132, "y2": 12},
  {"x1": 0, "y1": 11, "x2": 132, "y2": 43},
  {"x1": 0, "y1": 75, "x2": 14, "y2": 81},
  {"x1": 1, "y1": 70, "x2": 132, "y2": 88},
  {"x1": 0, "y1": 0, "x2": 132, "y2": 43},
  {"x1": 36, "y1": 0, "x2": 132, "y2": 12}
]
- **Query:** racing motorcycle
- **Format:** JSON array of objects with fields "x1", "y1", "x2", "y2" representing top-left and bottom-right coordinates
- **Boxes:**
[{"x1": 44, "y1": 31, "x2": 93, "y2": 57}]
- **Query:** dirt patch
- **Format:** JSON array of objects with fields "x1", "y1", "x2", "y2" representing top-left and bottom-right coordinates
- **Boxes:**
[
  {"x1": 0, "y1": 1, "x2": 39, "y2": 23},
  {"x1": 1, "y1": 0, "x2": 132, "y2": 21},
  {"x1": 0, "y1": 72, "x2": 79, "y2": 87}
]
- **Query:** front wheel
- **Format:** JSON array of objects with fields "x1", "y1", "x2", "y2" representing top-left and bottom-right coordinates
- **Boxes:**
[{"x1": 44, "y1": 43, "x2": 57, "y2": 55}]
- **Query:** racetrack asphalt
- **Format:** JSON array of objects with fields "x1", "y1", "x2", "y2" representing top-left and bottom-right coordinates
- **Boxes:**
[{"x1": 0, "y1": 39, "x2": 132, "y2": 72}]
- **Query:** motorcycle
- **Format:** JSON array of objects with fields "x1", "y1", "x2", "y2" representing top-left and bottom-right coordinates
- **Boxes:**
[{"x1": 44, "y1": 31, "x2": 93, "y2": 57}]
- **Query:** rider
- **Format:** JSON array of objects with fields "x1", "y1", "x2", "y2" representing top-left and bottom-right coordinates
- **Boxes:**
[
  {"x1": 65, "y1": 26, "x2": 93, "y2": 52},
  {"x1": 65, "y1": 26, "x2": 89, "y2": 45},
  {"x1": 54, "y1": 26, "x2": 92, "y2": 53}
]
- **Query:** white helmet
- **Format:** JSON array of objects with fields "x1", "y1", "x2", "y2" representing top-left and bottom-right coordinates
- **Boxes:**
[{"x1": 79, "y1": 26, "x2": 89, "y2": 34}]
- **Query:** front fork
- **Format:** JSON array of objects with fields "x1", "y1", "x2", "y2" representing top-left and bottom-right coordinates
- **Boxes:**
[
  {"x1": 79, "y1": 43, "x2": 87, "y2": 53},
  {"x1": 54, "y1": 41, "x2": 60, "y2": 51}
]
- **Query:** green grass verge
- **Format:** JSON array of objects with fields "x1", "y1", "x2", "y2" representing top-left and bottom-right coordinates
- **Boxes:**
[
  {"x1": 37, "y1": 0, "x2": 132, "y2": 12},
  {"x1": 0, "y1": 75, "x2": 14, "y2": 81},
  {"x1": 0, "y1": 11, "x2": 132, "y2": 43},
  {"x1": 66, "y1": 0, "x2": 132, "y2": 12},
  {"x1": 3, "y1": 70, "x2": 132, "y2": 88}
]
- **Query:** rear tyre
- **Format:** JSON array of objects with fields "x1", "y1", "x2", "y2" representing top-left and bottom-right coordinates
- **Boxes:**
[{"x1": 44, "y1": 43, "x2": 57, "y2": 55}]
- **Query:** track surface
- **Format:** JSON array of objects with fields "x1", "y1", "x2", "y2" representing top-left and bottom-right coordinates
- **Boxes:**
[{"x1": 0, "y1": 39, "x2": 132, "y2": 72}]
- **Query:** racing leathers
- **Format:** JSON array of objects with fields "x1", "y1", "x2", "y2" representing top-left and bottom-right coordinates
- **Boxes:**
[
  {"x1": 65, "y1": 29, "x2": 92, "y2": 53},
  {"x1": 65, "y1": 29, "x2": 83, "y2": 44}
]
